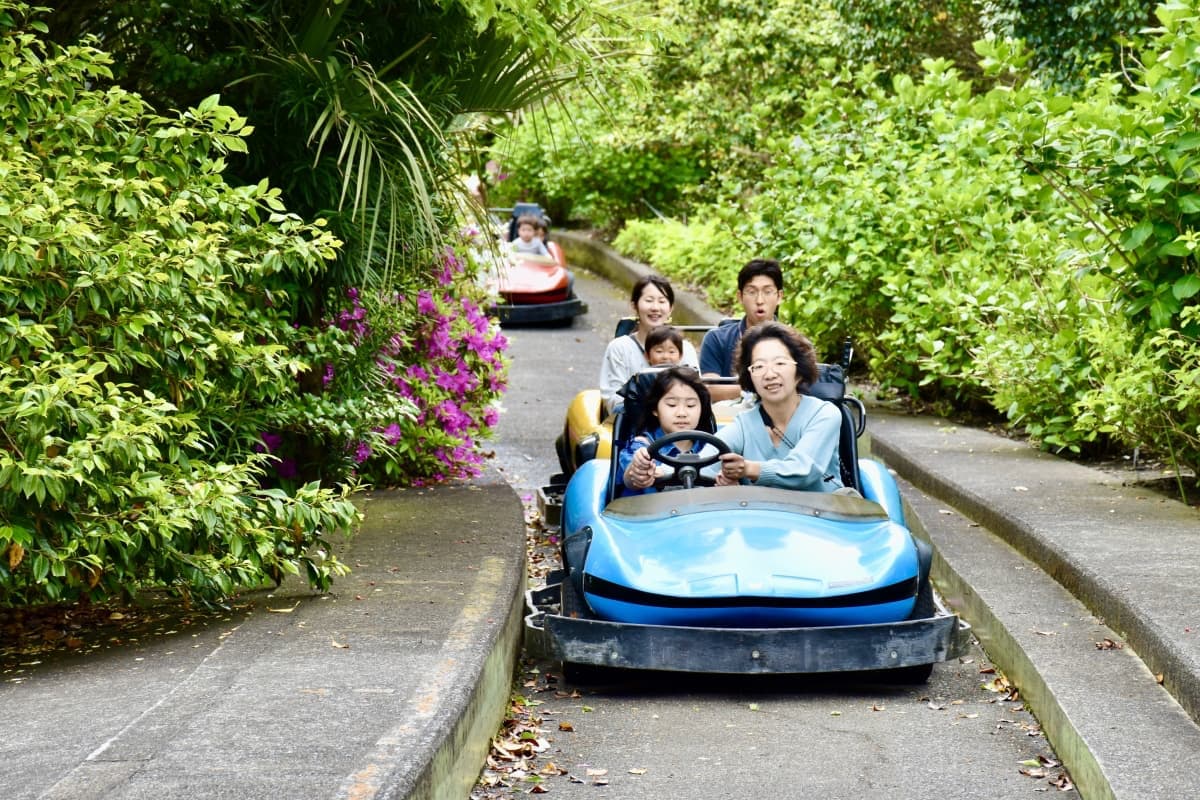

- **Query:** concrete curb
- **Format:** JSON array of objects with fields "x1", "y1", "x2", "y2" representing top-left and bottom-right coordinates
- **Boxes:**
[
  {"x1": 396, "y1": 566, "x2": 526, "y2": 800},
  {"x1": 889, "y1": 459, "x2": 1200, "y2": 800},
  {"x1": 866, "y1": 418, "x2": 1200, "y2": 728},
  {"x1": 333, "y1": 475, "x2": 528, "y2": 800},
  {"x1": 400, "y1": 476, "x2": 527, "y2": 800}
]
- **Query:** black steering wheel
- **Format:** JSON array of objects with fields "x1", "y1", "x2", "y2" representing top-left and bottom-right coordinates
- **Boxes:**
[{"x1": 645, "y1": 430, "x2": 731, "y2": 490}]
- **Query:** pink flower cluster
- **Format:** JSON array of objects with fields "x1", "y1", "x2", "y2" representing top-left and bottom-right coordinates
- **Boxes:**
[{"x1": 348, "y1": 246, "x2": 508, "y2": 484}]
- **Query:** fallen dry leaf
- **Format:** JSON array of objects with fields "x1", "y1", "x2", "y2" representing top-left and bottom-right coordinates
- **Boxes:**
[
  {"x1": 331, "y1": 638, "x2": 350, "y2": 649},
  {"x1": 558, "y1": 721, "x2": 574, "y2": 731},
  {"x1": 1051, "y1": 772, "x2": 1074, "y2": 791},
  {"x1": 585, "y1": 768, "x2": 608, "y2": 777},
  {"x1": 267, "y1": 602, "x2": 300, "y2": 614},
  {"x1": 1095, "y1": 638, "x2": 1124, "y2": 650},
  {"x1": 629, "y1": 768, "x2": 647, "y2": 775}
]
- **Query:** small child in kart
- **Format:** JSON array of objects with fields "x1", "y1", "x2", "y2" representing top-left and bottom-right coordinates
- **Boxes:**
[
  {"x1": 619, "y1": 367, "x2": 717, "y2": 495},
  {"x1": 510, "y1": 213, "x2": 551, "y2": 257},
  {"x1": 644, "y1": 325, "x2": 685, "y2": 366}
]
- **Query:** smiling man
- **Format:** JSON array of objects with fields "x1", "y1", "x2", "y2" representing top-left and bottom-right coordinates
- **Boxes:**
[{"x1": 700, "y1": 258, "x2": 785, "y2": 401}]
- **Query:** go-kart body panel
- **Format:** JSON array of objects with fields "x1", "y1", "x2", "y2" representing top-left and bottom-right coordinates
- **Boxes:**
[
  {"x1": 561, "y1": 462, "x2": 919, "y2": 628},
  {"x1": 487, "y1": 245, "x2": 587, "y2": 324},
  {"x1": 528, "y1": 455, "x2": 971, "y2": 676},
  {"x1": 562, "y1": 389, "x2": 612, "y2": 465}
]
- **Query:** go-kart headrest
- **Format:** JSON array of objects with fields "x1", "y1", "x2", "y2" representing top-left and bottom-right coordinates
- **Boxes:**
[
  {"x1": 508, "y1": 203, "x2": 548, "y2": 241},
  {"x1": 807, "y1": 362, "x2": 845, "y2": 403},
  {"x1": 613, "y1": 317, "x2": 637, "y2": 338}
]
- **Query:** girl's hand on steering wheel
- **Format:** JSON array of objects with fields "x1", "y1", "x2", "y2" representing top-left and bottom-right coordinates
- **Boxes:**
[{"x1": 626, "y1": 448, "x2": 656, "y2": 489}]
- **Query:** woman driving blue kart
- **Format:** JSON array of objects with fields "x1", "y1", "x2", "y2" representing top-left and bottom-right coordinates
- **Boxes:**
[{"x1": 714, "y1": 322, "x2": 844, "y2": 492}]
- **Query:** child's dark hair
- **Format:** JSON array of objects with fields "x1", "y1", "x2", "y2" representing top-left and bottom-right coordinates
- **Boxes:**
[
  {"x1": 644, "y1": 325, "x2": 683, "y2": 357},
  {"x1": 636, "y1": 367, "x2": 714, "y2": 435},
  {"x1": 515, "y1": 213, "x2": 541, "y2": 230}
]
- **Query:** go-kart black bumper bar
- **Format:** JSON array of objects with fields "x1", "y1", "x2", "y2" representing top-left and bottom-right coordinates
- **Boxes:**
[
  {"x1": 493, "y1": 295, "x2": 587, "y2": 324},
  {"x1": 524, "y1": 577, "x2": 972, "y2": 675}
]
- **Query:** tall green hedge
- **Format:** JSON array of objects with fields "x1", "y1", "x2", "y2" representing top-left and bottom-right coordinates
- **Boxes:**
[{"x1": 0, "y1": 5, "x2": 360, "y2": 605}]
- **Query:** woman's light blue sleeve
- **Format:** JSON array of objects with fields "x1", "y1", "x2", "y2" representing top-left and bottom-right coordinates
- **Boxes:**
[
  {"x1": 699, "y1": 442, "x2": 723, "y2": 480},
  {"x1": 715, "y1": 412, "x2": 746, "y2": 453},
  {"x1": 710, "y1": 410, "x2": 748, "y2": 479}
]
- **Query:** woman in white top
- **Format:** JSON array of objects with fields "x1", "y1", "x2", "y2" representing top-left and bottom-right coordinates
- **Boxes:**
[
  {"x1": 714, "y1": 322, "x2": 843, "y2": 492},
  {"x1": 598, "y1": 275, "x2": 699, "y2": 411}
]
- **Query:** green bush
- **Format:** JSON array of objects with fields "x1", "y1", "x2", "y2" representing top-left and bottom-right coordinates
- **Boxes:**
[
  {"x1": 0, "y1": 6, "x2": 360, "y2": 605},
  {"x1": 1077, "y1": 307, "x2": 1200, "y2": 482},
  {"x1": 490, "y1": 97, "x2": 707, "y2": 232},
  {"x1": 612, "y1": 217, "x2": 750, "y2": 307},
  {"x1": 496, "y1": 0, "x2": 1200, "y2": 480}
]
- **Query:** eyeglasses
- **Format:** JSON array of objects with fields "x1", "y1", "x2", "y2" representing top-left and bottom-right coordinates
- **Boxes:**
[
  {"x1": 741, "y1": 287, "x2": 779, "y2": 300},
  {"x1": 747, "y1": 359, "x2": 797, "y2": 376}
]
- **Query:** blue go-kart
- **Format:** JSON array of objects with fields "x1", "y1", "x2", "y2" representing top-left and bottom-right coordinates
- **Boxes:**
[{"x1": 525, "y1": 366, "x2": 971, "y2": 682}]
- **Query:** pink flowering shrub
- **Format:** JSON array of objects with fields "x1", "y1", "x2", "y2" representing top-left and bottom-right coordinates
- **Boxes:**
[{"x1": 327, "y1": 244, "x2": 508, "y2": 486}]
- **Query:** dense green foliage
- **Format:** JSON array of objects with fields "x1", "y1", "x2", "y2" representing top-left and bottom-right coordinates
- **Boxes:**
[
  {"x1": 489, "y1": 0, "x2": 842, "y2": 229},
  {"x1": 47, "y1": 0, "x2": 654, "y2": 288},
  {"x1": 981, "y1": 0, "x2": 1154, "y2": 89},
  {"x1": 500, "y1": 0, "x2": 1200, "y2": 486},
  {"x1": 42, "y1": 0, "x2": 651, "y2": 492},
  {"x1": 613, "y1": 217, "x2": 751, "y2": 305},
  {"x1": 0, "y1": 0, "x2": 646, "y2": 606},
  {"x1": 0, "y1": 9, "x2": 361, "y2": 604},
  {"x1": 834, "y1": 0, "x2": 1153, "y2": 89}
]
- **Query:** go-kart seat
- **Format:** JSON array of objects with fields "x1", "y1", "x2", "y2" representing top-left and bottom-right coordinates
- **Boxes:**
[
  {"x1": 507, "y1": 202, "x2": 549, "y2": 242},
  {"x1": 607, "y1": 368, "x2": 717, "y2": 502},
  {"x1": 613, "y1": 317, "x2": 637, "y2": 338},
  {"x1": 807, "y1": 363, "x2": 864, "y2": 492}
]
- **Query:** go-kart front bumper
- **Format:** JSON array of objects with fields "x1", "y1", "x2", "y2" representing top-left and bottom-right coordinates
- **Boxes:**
[
  {"x1": 524, "y1": 571, "x2": 972, "y2": 675},
  {"x1": 493, "y1": 294, "x2": 588, "y2": 324}
]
